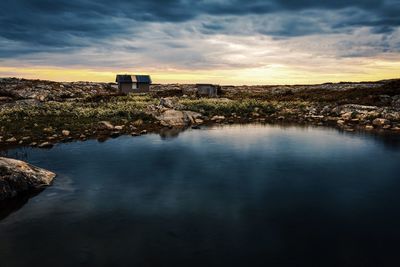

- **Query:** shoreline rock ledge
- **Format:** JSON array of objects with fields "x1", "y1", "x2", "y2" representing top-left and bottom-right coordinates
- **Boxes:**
[{"x1": 0, "y1": 157, "x2": 56, "y2": 200}]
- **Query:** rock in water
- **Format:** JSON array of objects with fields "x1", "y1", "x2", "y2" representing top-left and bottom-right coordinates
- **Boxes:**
[
  {"x1": 155, "y1": 109, "x2": 202, "y2": 127},
  {"x1": 6, "y1": 137, "x2": 17, "y2": 143},
  {"x1": 38, "y1": 142, "x2": 53, "y2": 148},
  {"x1": 211, "y1": 115, "x2": 225, "y2": 121},
  {"x1": 0, "y1": 157, "x2": 56, "y2": 200},
  {"x1": 156, "y1": 109, "x2": 186, "y2": 127}
]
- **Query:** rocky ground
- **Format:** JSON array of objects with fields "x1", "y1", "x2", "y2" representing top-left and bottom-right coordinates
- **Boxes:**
[{"x1": 1, "y1": 77, "x2": 400, "y2": 150}]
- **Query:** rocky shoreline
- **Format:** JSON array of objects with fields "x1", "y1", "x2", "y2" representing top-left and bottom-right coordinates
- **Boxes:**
[{"x1": 0, "y1": 77, "x2": 400, "y2": 150}]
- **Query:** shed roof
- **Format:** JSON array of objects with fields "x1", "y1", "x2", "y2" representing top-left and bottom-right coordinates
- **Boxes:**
[
  {"x1": 136, "y1": 75, "x2": 152, "y2": 83},
  {"x1": 116, "y1": 75, "x2": 152, "y2": 84}
]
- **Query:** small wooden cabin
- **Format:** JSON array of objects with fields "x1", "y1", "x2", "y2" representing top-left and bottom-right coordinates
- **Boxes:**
[
  {"x1": 116, "y1": 75, "x2": 152, "y2": 94},
  {"x1": 196, "y1": 84, "x2": 219, "y2": 97}
]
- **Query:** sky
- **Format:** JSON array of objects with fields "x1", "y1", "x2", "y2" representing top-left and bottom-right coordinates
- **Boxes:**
[{"x1": 0, "y1": 0, "x2": 399, "y2": 85}]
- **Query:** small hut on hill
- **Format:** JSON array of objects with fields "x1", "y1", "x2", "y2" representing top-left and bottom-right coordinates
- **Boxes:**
[
  {"x1": 196, "y1": 84, "x2": 219, "y2": 97},
  {"x1": 116, "y1": 74, "x2": 152, "y2": 94}
]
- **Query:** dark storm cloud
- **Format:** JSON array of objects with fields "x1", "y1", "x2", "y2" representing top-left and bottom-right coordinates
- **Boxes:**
[{"x1": 0, "y1": 0, "x2": 399, "y2": 57}]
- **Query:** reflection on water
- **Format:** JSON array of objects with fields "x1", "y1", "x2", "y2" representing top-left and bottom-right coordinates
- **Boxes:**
[
  {"x1": 1, "y1": 124, "x2": 400, "y2": 267},
  {"x1": 159, "y1": 127, "x2": 186, "y2": 139},
  {"x1": 0, "y1": 191, "x2": 42, "y2": 221}
]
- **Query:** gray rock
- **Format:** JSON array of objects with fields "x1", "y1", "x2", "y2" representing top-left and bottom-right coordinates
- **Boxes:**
[
  {"x1": 6, "y1": 137, "x2": 17, "y2": 143},
  {"x1": 184, "y1": 111, "x2": 203, "y2": 124},
  {"x1": 372, "y1": 118, "x2": 390, "y2": 127},
  {"x1": 321, "y1": 105, "x2": 331, "y2": 114},
  {"x1": 311, "y1": 115, "x2": 324, "y2": 119},
  {"x1": 336, "y1": 119, "x2": 345, "y2": 126},
  {"x1": 62, "y1": 130, "x2": 70, "y2": 136},
  {"x1": 195, "y1": 118, "x2": 204, "y2": 124},
  {"x1": 0, "y1": 157, "x2": 56, "y2": 200},
  {"x1": 43, "y1": 127, "x2": 54, "y2": 133},
  {"x1": 341, "y1": 112, "x2": 353, "y2": 121},
  {"x1": 157, "y1": 109, "x2": 186, "y2": 127},
  {"x1": 211, "y1": 115, "x2": 225, "y2": 121},
  {"x1": 331, "y1": 104, "x2": 378, "y2": 116},
  {"x1": 38, "y1": 142, "x2": 53, "y2": 148},
  {"x1": 159, "y1": 97, "x2": 177, "y2": 109},
  {"x1": 98, "y1": 121, "x2": 114, "y2": 130}
]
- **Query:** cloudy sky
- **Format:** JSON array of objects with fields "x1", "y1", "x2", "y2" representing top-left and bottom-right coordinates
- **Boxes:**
[{"x1": 0, "y1": 0, "x2": 399, "y2": 84}]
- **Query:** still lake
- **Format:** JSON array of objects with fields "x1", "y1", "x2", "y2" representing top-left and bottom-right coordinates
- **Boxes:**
[{"x1": 1, "y1": 124, "x2": 400, "y2": 267}]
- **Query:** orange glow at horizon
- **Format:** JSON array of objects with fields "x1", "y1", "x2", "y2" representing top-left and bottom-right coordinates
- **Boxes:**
[{"x1": 0, "y1": 63, "x2": 399, "y2": 85}]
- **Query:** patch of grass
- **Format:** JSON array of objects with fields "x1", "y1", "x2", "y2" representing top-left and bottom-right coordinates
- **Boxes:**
[{"x1": 180, "y1": 98, "x2": 277, "y2": 116}]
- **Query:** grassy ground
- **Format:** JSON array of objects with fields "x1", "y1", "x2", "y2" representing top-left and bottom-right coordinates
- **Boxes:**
[
  {"x1": 222, "y1": 80, "x2": 400, "y2": 106},
  {"x1": 0, "y1": 95, "x2": 157, "y2": 143}
]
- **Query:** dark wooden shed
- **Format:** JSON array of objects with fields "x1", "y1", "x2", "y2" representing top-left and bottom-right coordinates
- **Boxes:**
[
  {"x1": 196, "y1": 84, "x2": 219, "y2": 97},
  {"x1": 116, "y1": 75, "x2": 152, "y2": 94}
]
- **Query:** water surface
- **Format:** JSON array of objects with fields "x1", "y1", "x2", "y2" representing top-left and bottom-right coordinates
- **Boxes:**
[{"x1": 1, "y1": 124, "x2": 400, "y2": 266}]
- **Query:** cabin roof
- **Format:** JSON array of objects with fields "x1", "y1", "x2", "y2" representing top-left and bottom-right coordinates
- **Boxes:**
[{"x1": 116, "y1": 75, "x2": 152, "y2": 84}]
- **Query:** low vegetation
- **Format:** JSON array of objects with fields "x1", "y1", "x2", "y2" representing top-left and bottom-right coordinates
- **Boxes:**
[
  {"x1": 179, "y1": 98, "x2": 278, "y2": 116},
  {"x1": 0, "y1": 94, "x2": 157, "y2": 145}
]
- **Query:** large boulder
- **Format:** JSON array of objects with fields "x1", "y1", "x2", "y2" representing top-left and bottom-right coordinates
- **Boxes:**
[
  {"x1": 0, "y1": 157, "x2": 56, "y2": 200},
  {"x1": 155, "y1": 109, "x2": 202, "y2": 127}
]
